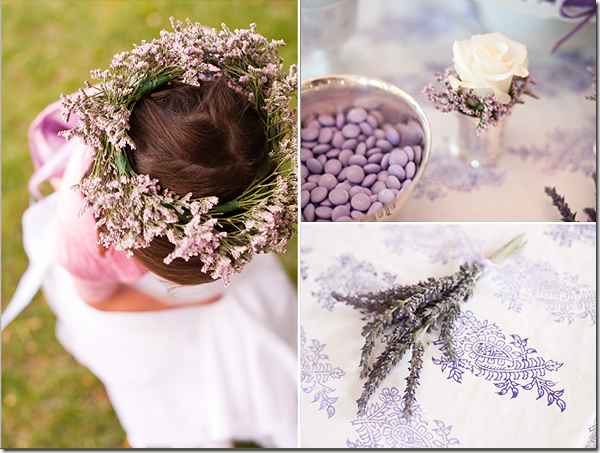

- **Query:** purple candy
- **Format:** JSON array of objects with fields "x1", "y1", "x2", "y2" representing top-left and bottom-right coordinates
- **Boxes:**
[
  {"x1": 377, "y1": 170, "x2": 389, "y2": 181},
  {"x1": 388, "y1": 164, "x2": 406, "y2": 181},
  {"x1": 376, "y1": 139, "x2": 393, "y2": 152},
  {"x1": 413, "y1": 145, "x2": 422, "y2": 165},
  {"x1": 339, "y1": 149, "x2": 354, "y2": 166},
  {"x1": 366, "y1": 114, "x2": 379, "y2": 129},
  {"x1": 385, "y1": 127, "x2": 400, "y2": 145},
  {"x1": 369, "y1": 110, "x2": 384, "y2": 125},
  {"x1": 349, "y1": 185, "x2": 366, "y2": 197},
  {"x1": 328, "y1": 188, "x2": 350, "y2": 205},
  {"x1": 302, "y1": 181, "x2": 317, "y2": 191},
  {"x1": 371, "y1": 180, "x2": 387, "y2": 194},
  {"x1": 367, "y1": 201, "x2": 384, "y2": 214},
  {"x1": 389, "y1": 149, "x2": 409, "y2": 167},
  {"x1": 332, "y1": 205, "x2": 351, "y2": 221},
  {"x1": 326, "y1": 148, "x2": 341, "y2": 158},
  {"x1": 300, "y1": 148, "x2": 313, "y2": 162},
  {"x1": 337, "y1": 167, "x2": 348, "y2": 181},
  {"x1": 374, "y1": 129, "x2": 386, "y2": 140},
  {"x1": 364, "y1": 163, "x2": 381, "y2": 174},
  {"x1": 307, "y1": 174, "x2": 321, "y2": 183},
  {"x1": 347, "y1": 107, "x2": 368, "y2": 124},
  {"x1": 332, "y1": 131, "x2": 345, "y2": 148},
  {"x1": 302, "y1": 140, "x2": 317, "y2": 149},
  {"x1": 368, "y1": 153, "x2": 382, "y2": 164},
  {"x1": 359, "y1": 122, "x2": 374, "y2": 136},
  {"x1": 386, "y1": 175, "x2": 401, "y2": 190},
  {"x1": 351, "y1": 210, "x2": 365, "y2": 220},
  {"x1": 365, "y1": 135, "x2": 376, "y2": 149},
  {"x1": 318, "y1": 127, "x2": 333, "y2": 144},
  {"x1": 366, "y1": 146, "x2": 382, "y2": 157},
  {"x1": 316, "y1": 154, "x2": 327, "y2": 166},
  {"x1": 378, "y1": 188, "x2": 395, "y2": 205},
  {"x1": 348, "y1": 154, "x2": 367, "y2": 166},
  {"x1": 318, "y1": 114, "x2": 335, "y2": 126},
  {"x1": 361, "y1": 173, "x2": 378, "y2": 187},
  {"x1": 351, "y1": 192, "x2": 371, "y2": 211},
  {"x1": 301, "y1": 190, "x2": 310, "y2": 208},
  {"x1": 310, "y1": 186, "x2": 328, "y2": 203},
  {"x1": 355, "y1": 142, "x2": 367, "y2": 156},
  {"x1": 357, "y1": 134, "x2": 366, "y2": 142},
  {"x1": 342, "y1": 123, "x2": 361, "y2": 138},
  {"x1": 301, "y1": 127, "x2": 319, "y2": 141},
  {"x1": 336, "y1": 112, "x2": 346, "y2": 129},
  {"x1": 346, "y1": 165, "x2": 365, "y2": 184},
  {"x1": 381, "y1": 153, "x2": 390, "y2": 170},
  {"x1": 301, "y1": 164, "x2": 308, "y2": 179},
  {"x1": 405, "y1": 161, "x2": 416, "y2": 179},
  {"x1": 403, "y1": 145, "x2": 415, "y2": 161},
  {"x1": 336, "y1": 182, "x2": 352, "y2": 191},
  {"x1": 312, "y1": 143, "x2": 330, "y2": 155},
  {"x1": 342, "y1": 138, "x2": 358, "y2": 150},
  {"x1": 321, "y1": 198, "x2": 333, "y2": 207},
  {"x1": 315, "y1": 206, "x2": 333, "y2": 219},
  {"x1": 324, "y1": 159, "x2": 343, "y2": 176},
  {"x1": 303, "y1": 203, "x2": 315, "y2": 222},
  {"x1": 318, "y1": 173, "x2": 338, "y2": 190}
]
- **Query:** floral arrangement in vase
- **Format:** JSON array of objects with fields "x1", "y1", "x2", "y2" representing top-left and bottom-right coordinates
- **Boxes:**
[{"x1": 423, "y1": 32, "x2": 538, "y2": 132}]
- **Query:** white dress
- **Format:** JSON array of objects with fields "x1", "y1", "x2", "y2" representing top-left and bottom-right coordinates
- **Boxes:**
[{"x1": 9, "y1": 98, "x2": 299, "y2": 447}]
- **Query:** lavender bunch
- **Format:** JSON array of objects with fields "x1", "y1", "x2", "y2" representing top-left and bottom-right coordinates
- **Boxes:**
[
  {"x1": 545, "y1": 172, "x2": 596, "y2": 222},
  {"x1": 333, "y1": 235, "x2": 527, "y2": 419},
  {"x1": 423, "y1": 68, "x2": 537, "y2": 132},
  {"x1": 59, "y1": 18, "x2": 298, "y2": 286}
]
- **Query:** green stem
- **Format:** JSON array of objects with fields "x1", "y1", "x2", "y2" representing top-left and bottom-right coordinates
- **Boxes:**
[{"x1": 488, "y1": 234, "x2": 527, "y2": 265}]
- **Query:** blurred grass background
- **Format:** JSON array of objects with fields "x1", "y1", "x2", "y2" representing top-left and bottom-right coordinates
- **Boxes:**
[{"x1": 1, "y1": 0, "x2": 298, "y2": 448}]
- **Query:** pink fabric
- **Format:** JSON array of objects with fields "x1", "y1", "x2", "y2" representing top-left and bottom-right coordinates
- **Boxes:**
[
  {"x1": 27, "y1": 96, "x2": 147, "y2": 300},
  {"x1": 54, "y1": 144, "x2": 148, "y2": 289}
]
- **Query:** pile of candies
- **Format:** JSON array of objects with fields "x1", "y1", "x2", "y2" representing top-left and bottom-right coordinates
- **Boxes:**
[{"x1": 300, "y1": 106, "x2": 425, "y2": 221}]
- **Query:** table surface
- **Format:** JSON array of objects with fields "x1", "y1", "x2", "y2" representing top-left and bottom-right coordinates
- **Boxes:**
[
  {"x1": 299, "y1": 222, "x2": 596, "y2": 448},
  {"x1": 300, "y1": 0, "x2": 597, "y2": 222}
]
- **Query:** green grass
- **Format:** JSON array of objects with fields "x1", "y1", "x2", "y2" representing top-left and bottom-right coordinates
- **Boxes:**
[{"x1": 2, "y1": 1, "x2": 298, "y2": 448}]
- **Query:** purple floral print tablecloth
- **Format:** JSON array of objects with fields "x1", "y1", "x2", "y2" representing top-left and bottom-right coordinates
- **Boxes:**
[
  {"x1": 299, "y1": 223, "x2": 596, "y2": 448},
  {"x1": 300, "y1": 0, "x2": 596, "y2": 221}
]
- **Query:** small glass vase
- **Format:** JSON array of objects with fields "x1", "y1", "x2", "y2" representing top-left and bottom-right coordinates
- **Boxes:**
[{"x1": 450, "y1": 112, "x2": 505, "y2": 167}]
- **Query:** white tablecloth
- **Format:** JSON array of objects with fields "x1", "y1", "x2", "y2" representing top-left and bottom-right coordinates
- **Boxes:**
[
  {"x1": 301, "y1": 0, "x2": 597, "y2": 221},
  {"x1": 299, "y1": 223, "x2": 596, "y2": 448}
]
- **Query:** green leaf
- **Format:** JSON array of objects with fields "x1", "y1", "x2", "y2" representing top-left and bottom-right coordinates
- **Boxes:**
[{"x1": 115, "y1": 152, "x2": 132, "y2": 174}]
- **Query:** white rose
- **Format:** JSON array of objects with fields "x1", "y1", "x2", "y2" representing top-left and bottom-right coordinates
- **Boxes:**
[{"x1": 448, "y1": 32, "x2": 529, "y2": 105}]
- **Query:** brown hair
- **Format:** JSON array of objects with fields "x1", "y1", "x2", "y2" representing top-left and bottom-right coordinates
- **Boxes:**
[{"x1": 125, "y1": 81, "x2": 269, "y2": 285}]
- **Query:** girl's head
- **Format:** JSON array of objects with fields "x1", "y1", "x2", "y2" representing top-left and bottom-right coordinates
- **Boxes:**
[{"x1": 126, "y1": 81, "x2": 269, "y2": 285}]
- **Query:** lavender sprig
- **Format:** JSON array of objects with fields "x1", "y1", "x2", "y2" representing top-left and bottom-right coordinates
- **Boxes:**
[
  {"x1": 544, "y1": 186, "x2": 578, "y2": 222},
  {"x1": 333, "y1": 234, "x2": 526, "y2": 418},
  {"x1": 423, "y1": 68, "x2": 538, "y2": 132}
]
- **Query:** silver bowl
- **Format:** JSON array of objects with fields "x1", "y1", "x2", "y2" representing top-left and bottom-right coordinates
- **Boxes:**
[{"x1": 300, "y1": 74, "x2": 432, "y2": 222}]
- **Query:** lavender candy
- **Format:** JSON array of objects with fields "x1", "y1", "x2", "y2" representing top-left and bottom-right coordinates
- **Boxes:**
[
  {"x1": 339, "y1": 149, "x2": 354, "y2": 166},
  {"x1": 361, "y1": 173, "x2": 378, "y2": 188},
  {"x1": 302, "y1": 181, "x2": 317, "y2": 191},
  {"x1": 326, "y1": 148, "x2": 341, "y2": 158},
  {"x1": 336, "y1": 112, "x2": 346, "y2": 129},
  {"x1": 324, "y1": 159, "x2": 343, "y2": 176},
  {"x1": 346, "y1": 165, "x2": 365, "y2": 184},
  {"x1": 405, "y1": 161, "x2": 416, "y2": 179},
  {"x1": 367, "y1": 153, "x2": 382, "y2": 164},
  {"x1": 318, "y1": 114, "x2": 335, "y2": 127},
  {"x1": 386, "y1": 175, "x2": 402, "y2": 190},
  {"x1": 367, "y1": 201, "x2": 384, "y2": 214},
  {"x1": 363, "y1": 163, "x2": 381, "y2": 174},
  {"x1": 342, "y1": 123, "x2": 361, "y2": 138},
  {"x1": 385, "y1": 127, "x2": 400, "y2": 146},
  {"x1": 387, "y1": 164, "x2": 406, "y2": 181},
  {"x1": 300, "y1": 148, "x2": 313, "y2": 162},
  {"x1": 318, "y1": 173, "x2": 338, "y2": 191},
  {"x1": 348, "y1": 154, "x2": 367, "y2": 166},
  {"x1": 378, "y1": 188, "x2": 396, "y2": 205},
  {"x1": 301, "y1": 164, "x2": 308, "y2": 180},
  {"x1": 301, "y1": 127, "x2": 319, "y2": 142},
  {"x1": 389, "y1": 148, "x2": 408, "y2": 167},
  {"x1": 331, "y1": 205, "x2": 351, "y2": 222},
  {"x1": 318, "y1": 127, "x2": 334, "y2": 144},
  {"x1": 301, "y1": 190, "x2": 310, "y2": 208},
  {"x1": 371, "y1": 180, "x2": 387, "y2": 194},
  {"x1": 334, "y1": 215, "x2": 353, "y2": 222},
  {"x1": 315, "y1": 206, "x2": 333, "y2": 219},
  {"x1": 342, "y1": 138, "x2": 358, "y2": 150},
  {"x1": 316, "y1": 154, "x2": 327, "y2": 166},
  {"x1": 347, "y1": 107, "x2": 368, "y2": 124},
  {"x1": 403, "y1": 145, "x2": 415, "y2": 161},
  {"x1": 307, "y1": 174, "x2": 321, "y2": 183},
  {"x1": 328, "y1": 188, "x2": 350, "y2": 205},
  {"x1": 332, "y1": 131, "x2": 346, "y2": 148},
  {"x1": 351, "y1": 192, "x2": 371, "y2": 212},
  {"x1": 376, "y1": 139, "x2": 393, "y2": 152},
  {"x1": 310, "y1": 186, "x2": 328, "y2": 203},
  {"x1": 303, "y1": 203, "x2": 316, "y2": 222},
  {"x1": 359, "y1": 122, "x2": 374, "y2": 136},
  {"x1": 312, "y1": 144, "x2": 330, "y2": 155}
]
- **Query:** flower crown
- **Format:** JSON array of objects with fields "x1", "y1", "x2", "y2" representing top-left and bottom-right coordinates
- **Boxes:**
[{"x1": 59, "y1": 18, "x2": 298, "y2": 286}]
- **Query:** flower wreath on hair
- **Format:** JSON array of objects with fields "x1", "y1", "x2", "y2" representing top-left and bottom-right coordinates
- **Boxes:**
[{"x1": 59, "y1": 18, "x2": 298, "y2": 286}]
